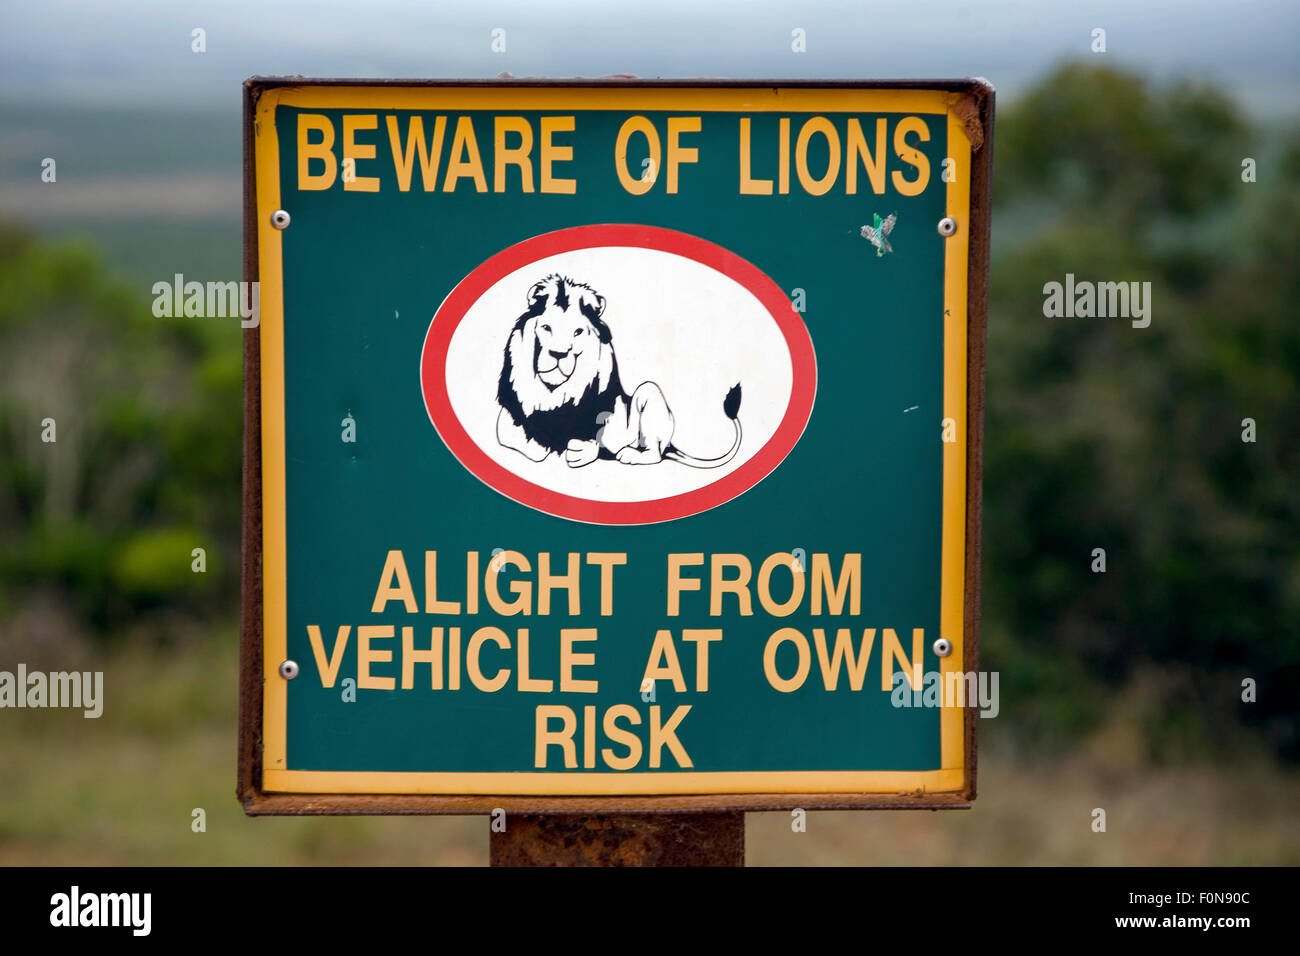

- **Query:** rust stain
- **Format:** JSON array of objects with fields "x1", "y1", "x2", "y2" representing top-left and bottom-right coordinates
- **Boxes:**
[{"x1": 947, "y1": 93, "x2": 984, "y2": 150}]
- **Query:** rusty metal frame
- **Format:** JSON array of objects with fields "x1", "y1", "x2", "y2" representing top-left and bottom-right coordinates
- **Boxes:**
[{"x1": 238, "y1": 76, "x2": 992, "y2": 816}]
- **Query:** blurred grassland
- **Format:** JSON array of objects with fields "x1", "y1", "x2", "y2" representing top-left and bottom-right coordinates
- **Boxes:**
[{"x1": 0, "y1": 627, "x2": 1297, "y2": 865}]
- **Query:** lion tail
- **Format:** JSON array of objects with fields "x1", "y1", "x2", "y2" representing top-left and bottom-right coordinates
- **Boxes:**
[{"x1": 663, "y1": 384, "x2": 742, "y2": 469}]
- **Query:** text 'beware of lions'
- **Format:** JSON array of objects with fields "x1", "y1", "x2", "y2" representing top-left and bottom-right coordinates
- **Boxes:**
[{"x1": 295, "y1": 113, "x2": 934, "y2": 196}]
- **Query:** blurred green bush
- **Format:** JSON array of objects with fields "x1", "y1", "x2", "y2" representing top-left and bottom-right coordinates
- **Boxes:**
[
  {"x1": 985, "y1": 64, "x2": 1300, "y2": 760},
  {"x1": 0, "y1": 225, "x2": 238, "y2": 636}
]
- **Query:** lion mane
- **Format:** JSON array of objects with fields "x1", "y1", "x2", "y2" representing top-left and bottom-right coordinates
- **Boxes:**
[{"x1": 496, "y1": 274, "x2": 624, "y2": 455}]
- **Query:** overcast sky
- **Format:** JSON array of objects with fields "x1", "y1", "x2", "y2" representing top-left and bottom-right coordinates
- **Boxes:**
[{"x1": 2, "y1": 0, "x2": 1298, "y2": 113}]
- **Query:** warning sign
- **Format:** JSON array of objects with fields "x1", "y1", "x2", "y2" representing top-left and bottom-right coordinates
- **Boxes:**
[{"x1": 238, "y1": 79, "x2": 992, "y2": 813}]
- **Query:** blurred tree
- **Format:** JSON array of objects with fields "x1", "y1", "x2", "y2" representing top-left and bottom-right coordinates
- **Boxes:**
[
  {"x1": 0, "y1": 224, "x2": 240, "y2": 640},
  {"x1": 985, "y1": 64, "x2": 1300, "y2": 760}
]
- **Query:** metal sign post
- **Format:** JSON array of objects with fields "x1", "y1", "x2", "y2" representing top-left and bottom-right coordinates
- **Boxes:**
[{"x1": 490, "y1": 812, "x2": 744, "y2": 866}]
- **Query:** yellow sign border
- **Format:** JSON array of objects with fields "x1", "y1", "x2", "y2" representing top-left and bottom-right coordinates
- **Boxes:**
[{"x1": 253, "y1": 85, "x2": 971, "y2": 797}]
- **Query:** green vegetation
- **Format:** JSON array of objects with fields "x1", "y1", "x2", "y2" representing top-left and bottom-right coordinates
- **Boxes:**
[
  {"x1": 0, "y1": 225, "x2": 240, "y2": 638},
  {"x1": 986, "y1": 64, "x2": 1300, "y2": 761}
]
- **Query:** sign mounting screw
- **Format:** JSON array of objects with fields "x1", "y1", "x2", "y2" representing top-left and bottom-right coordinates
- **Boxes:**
[
  {"x1": 270, "y1": 209, "x2": 291, "y2": 230},
  {"x1": 932, "y1": 637, "x2": 953, "y2": 658},
  {"x1": 937, "y1": 217, "x2": 957, "y2": 237},
  {"x1": 278, "y1": 659, "x2": 300, "y2": 680}
]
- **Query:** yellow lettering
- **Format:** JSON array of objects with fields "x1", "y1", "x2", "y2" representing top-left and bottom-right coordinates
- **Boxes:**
[
  {"x1": 795, "y1": 116, "x2": 840, "y2": 196},
  {"x1": 614, "y1": 115, "x2": 659, "y2": 195},
  {"x1": 710, "y1": 554, "x2": 752, "y2": 616},
  {"x1": 601, "y1": 705, "x2": 642, "y2": 770},
  {"x1": 357, "y1": 624, "x2": 396, "y2": 690},
  {"x1": 305, "y1": 624, "x2": 350, "y2": 687},
  {"x1": 667, "y1": 553, "x2": 703, "y2": 615},
  {"x1": 846, "y1": 117, "x2": 887, "y2": 194},
  {"x1": 666, "y1": 116, "x2": 700, "y2": 193},
  {"x1": 297, "y1": 114, "x2": 336, "y2": 191},
  {"x1": 891, "y1": 116, "x2": 931, "y2": 196},
  {"x1": 424, "y1": 550, "x2": 461, "y2": 614},
  {"x1": 534, "y1": 705, "x2": 576, "y2": 768},
  {"x1": 372, "y1": 550, "x2": 418, "y2": 613},
  {"x1": 811, "y1": 553, "x2": 860, "y2": 615},
  {"x1": 763, "y1": 627, "x2": 810, "y2": 693},
  {"x1": 757, "y1": 553, "x2": 805, "y2": 616},
  {"x1": 641, "y1": 629, "x2": 687, "y2": 692},
  {"x1": 586, "y1": 552, "x2": 626, "y2": 615},
  {"x1": 467, "y1": 626, "x2": 511, "y2": 692},
  {"x1": 681, "y1": 629, "x2": 722, "y2": 692},
  {"x1": 881, "y1": 627, "x2": 924, "y2": 691},
  {"x1": 516, "y1": 629, "x2": 554, "y2": 693},
  {"x1": 385, "y1": 115, "x2": 446, "y2": 192},
  {"x1": 649, "y1": 704, "x2": 692, "y2": 768},
  {"x1": 494, "y1": 116, "x2": 535, "y2": 192},
  {"x1": 485, "y1": 550, "x2": 531, "y2": 615},
  {"x1": 739, "y1": 117, "x2": 773, "y2": 195},
  {"x1": 814, "y1": 627, "x2": 874, "y2": 690},
  {"x1": 540, "y1": 116, "x2": 576, "y2": 194},
  {"x1": 401, "y1": 626, "x2": 443, "y2": 690},
  {"x1": 779, "y1": 117, "x2": 790, "y2": 194},
  {"x1": 443, "y1": 116, "x2": 488, "y2": 192},
  {"x1": 560, "y1": 628, "x2": 599, "y2": 693},
  {"x1": 538, "y1": 552, "x2": 580, "y2": 615},
  {"x1": 342, "y1": 114, "x2": 380, "y2": 192}
]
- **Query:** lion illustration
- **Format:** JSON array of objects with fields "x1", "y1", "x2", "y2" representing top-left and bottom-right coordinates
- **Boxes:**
[{"x1": 496, "y1": 274, "x2": 742, "y2": 468}]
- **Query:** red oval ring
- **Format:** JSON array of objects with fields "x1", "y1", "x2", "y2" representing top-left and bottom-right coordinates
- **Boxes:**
[{"x1": 420, "y1": 224, "x2": 817, "y2": 525}]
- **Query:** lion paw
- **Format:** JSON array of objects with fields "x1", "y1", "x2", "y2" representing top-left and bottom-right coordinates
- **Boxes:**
[
  {"x1": 616, "y1": 446, "x2": 661, "y2": 465},
  {"x1": 564, "y1": 439, "x2": 599, "y2": 468}
]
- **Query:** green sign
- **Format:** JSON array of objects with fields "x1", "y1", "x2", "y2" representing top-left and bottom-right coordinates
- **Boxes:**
[{"x1": 240, "y1": 80, "x2": 989, "y2": 812}]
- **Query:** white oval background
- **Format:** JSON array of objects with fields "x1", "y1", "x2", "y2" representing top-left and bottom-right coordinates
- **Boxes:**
[{"x1": 442, "y1": 246, "x2": 796, "y2": 504}]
